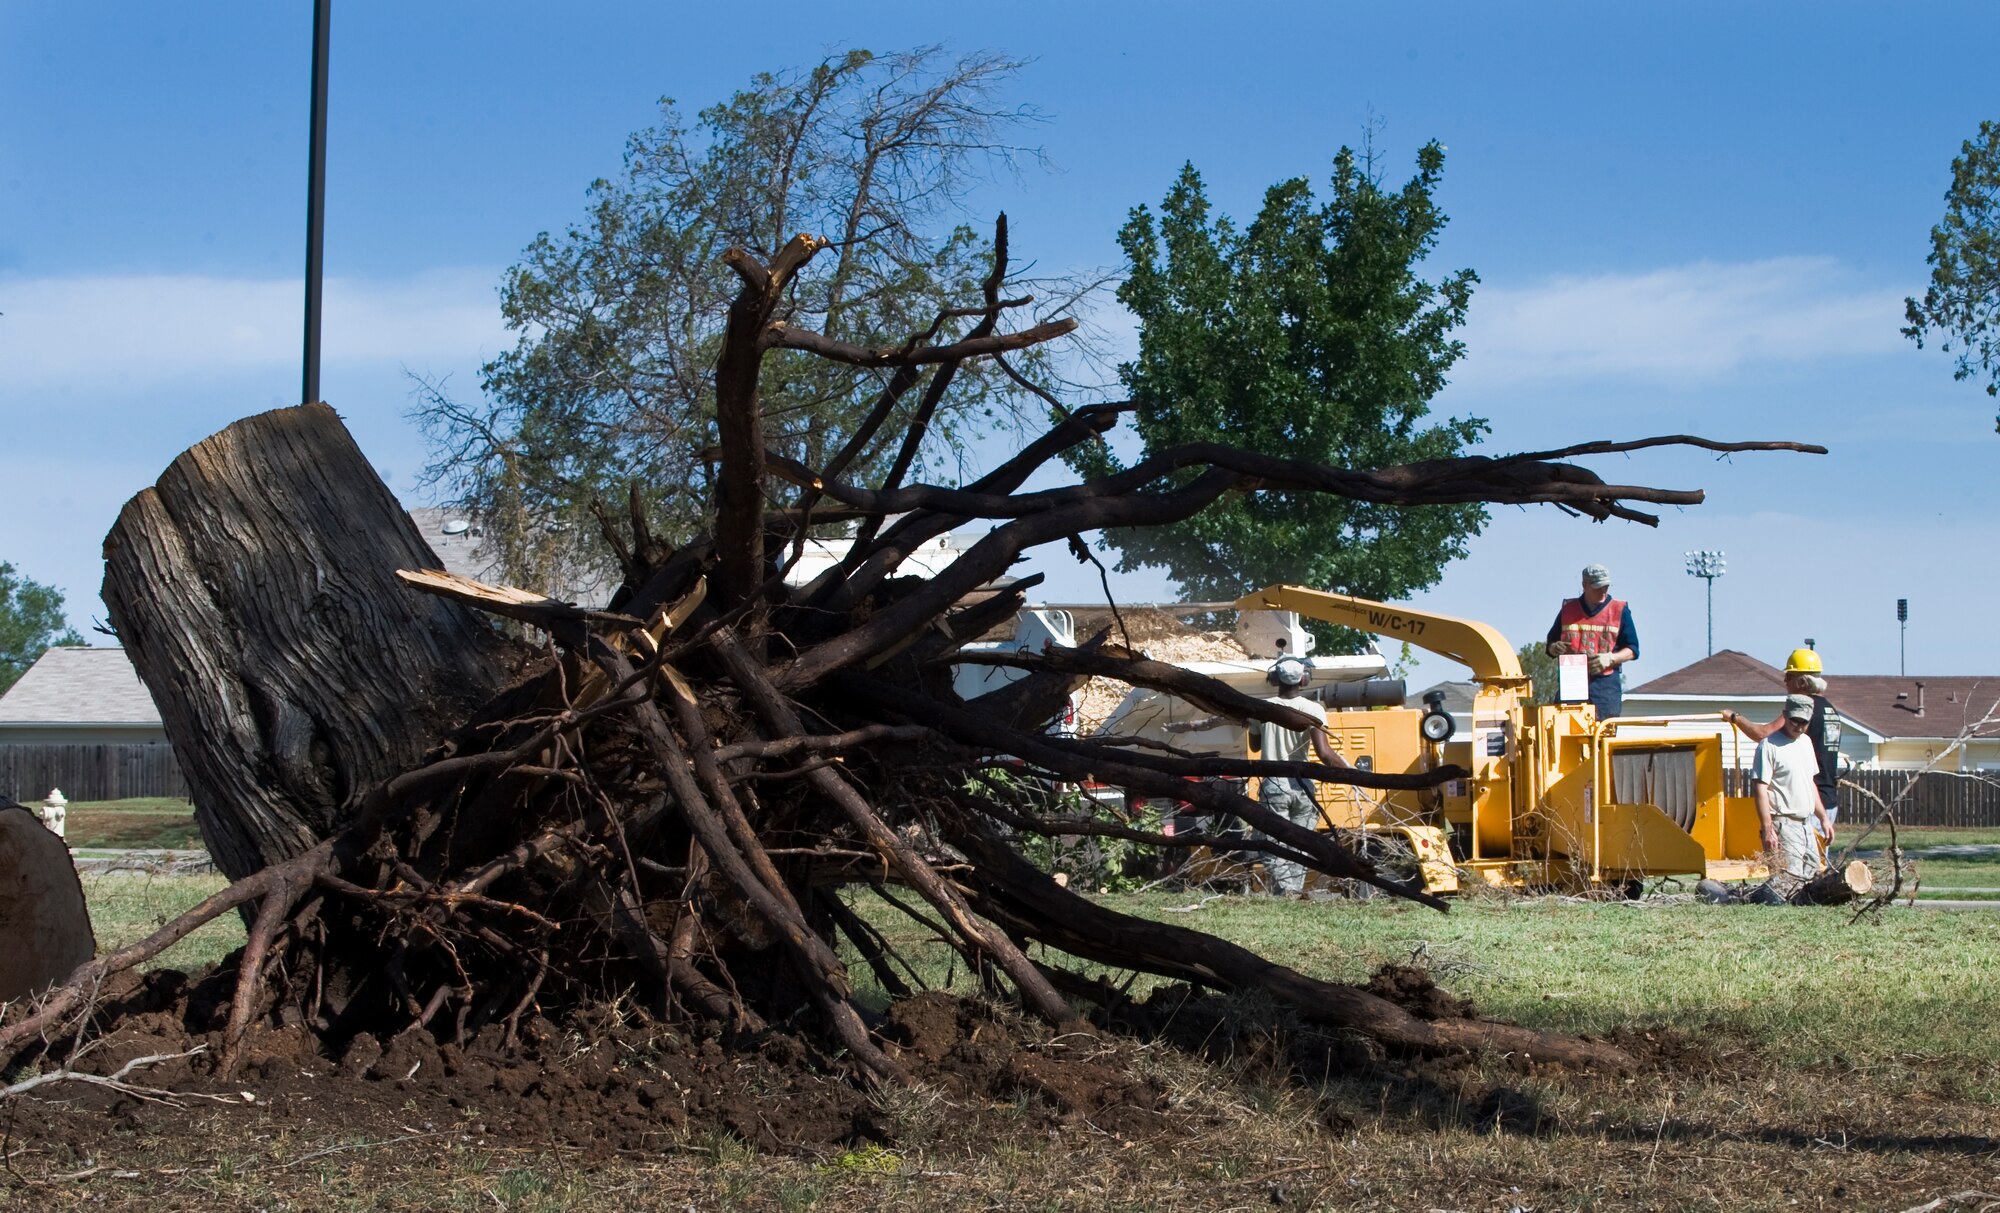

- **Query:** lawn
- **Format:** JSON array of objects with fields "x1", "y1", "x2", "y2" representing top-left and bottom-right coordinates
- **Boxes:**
[
  {"x1": 38, "y1": 842, "x2": 2000, "y2": 1212},
  {"x1": 1841, "y1": 824, "x2": 2000, "y2": 900},
  {"x1": 62, "y1": 796, "x2": 204, "y2": 851},
  {"x1": 837, "y1": 887, "x2": 2000, "y2": 1079},
  {"x1": 78, "y1": 868, "x2": 240, "y2": 970},
  {"x1": 77, "y1": 861, "x2": 2000, "y2": 1076}
]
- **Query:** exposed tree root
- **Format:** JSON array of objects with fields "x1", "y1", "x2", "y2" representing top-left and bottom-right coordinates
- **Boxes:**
[{"x1": 16, "y1": 216, "x2": 1820, "y2": 1096}]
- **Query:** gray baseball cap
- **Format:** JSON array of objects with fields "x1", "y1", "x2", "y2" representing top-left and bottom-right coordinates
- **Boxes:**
[
  {"x1": 1270, "y1": 657, "x2": 1311, "y2": 687},
  {"x1": 1782, "y1": 693, "x2": 1815, "y2": 721},
  {"x1": 1582, "y1": 563, "x2": 1611, "y2": 587}
]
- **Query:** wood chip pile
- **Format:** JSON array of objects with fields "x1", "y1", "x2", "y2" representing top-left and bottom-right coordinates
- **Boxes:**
[{"x1": 1062, "y1": 609, "x2": 1254, "y2": 733}]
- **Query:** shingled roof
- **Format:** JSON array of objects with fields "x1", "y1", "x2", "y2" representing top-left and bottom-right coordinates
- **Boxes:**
[
  {"x1": 1629, "y1": 649, "x2": 1787, "y2": 696},
  {"x1": 1630, "y1": 649, "x2": 2000, "y2": 742},
  {"x1": 0, "y1": 647, "x2": 162, "y2": 726},
  {"x1": 1816, "y1": 676, "x2": 2000, "y2": 743}
]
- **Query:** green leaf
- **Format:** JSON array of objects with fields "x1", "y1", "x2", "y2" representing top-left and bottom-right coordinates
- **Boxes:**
[
  {"x1": 0, "y1": 562, "x2": 86, "y2": 693},
  {"x1": 1066, "y1": 141, "x2": 1489, "y2": 638}
]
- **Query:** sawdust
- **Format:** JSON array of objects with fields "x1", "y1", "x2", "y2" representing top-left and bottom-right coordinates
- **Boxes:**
[{"x1": 1065, "y1": 609, "x2": 1253, "y2": 733}]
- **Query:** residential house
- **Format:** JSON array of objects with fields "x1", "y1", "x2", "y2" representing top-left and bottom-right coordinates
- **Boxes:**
[
  {"x1": 0, "y1": 646, "x2": 183, "y2": 800},
  {"x1": 1624, "y1": 650, "x2": 2000, "y2": 771},
  {"x1": 0, "y1": 647, "x2": 166, "y2": 747}
]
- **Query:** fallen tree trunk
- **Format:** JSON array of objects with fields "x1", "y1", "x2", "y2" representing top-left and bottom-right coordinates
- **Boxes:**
[{"x1": 8, "y1": 220, "x2": 1826, "y2": 1092}]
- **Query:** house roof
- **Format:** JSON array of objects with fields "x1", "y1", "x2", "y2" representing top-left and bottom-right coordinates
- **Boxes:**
[
  {"x1": 408, "y1": 507, "x2": 502, "y2": 583},
  {"x1": 0, "y1": 647, "x2": 162, "y2": 726},
  {"x1": 1629, "y1": 649, "x2": 1788, "y2": 696},
  {"x1": 1629, "y1": 649, "x2": 2000, "y2": 742},
  {"x1": 1817, "y1": 677, "x2": 2000, "y2": 743},
  {"x1": 1408, "y1": 680, "x2": 1477, "y2": 715}
]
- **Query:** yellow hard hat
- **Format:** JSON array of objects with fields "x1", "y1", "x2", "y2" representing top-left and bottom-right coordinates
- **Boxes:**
[{"x1": 1784, "y1": 648, "x2": 1823, "y2": 675}]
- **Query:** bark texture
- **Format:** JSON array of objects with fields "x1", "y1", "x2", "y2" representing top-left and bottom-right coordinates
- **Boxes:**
[
  {"x1": 101, "y1": 403, "x2": 524, "y2": 880},
  {"x1": 1792, "y1": 859, "x2": 1876, "y2": 906}
]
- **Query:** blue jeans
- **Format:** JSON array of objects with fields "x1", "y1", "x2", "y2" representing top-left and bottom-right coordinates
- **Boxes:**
[{"x1": 1588, "y1": 674, "x2": 1622, "y2": 721}]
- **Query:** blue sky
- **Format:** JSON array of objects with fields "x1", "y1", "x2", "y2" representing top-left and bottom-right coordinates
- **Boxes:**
[{"x1": 3, "y1": 2, "x2": 1996, "y2": 690}]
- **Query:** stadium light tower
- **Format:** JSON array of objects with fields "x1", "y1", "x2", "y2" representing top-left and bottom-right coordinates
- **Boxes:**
[
  {"x1": 1898, "y1": 598, "x2": 1909, "y2": 676},
  {"x1": 1684, "y1": 550, "x2": 1726, "y2": 656}
]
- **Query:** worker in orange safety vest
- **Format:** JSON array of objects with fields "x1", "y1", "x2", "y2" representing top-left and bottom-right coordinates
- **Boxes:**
[{"x1": 1544, "y1": 563, "x2": 1639, "y2": 720}]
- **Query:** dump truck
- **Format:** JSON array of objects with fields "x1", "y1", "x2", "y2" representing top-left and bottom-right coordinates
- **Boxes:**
[{"x1": 1112, "y1": 585, "x2": 1768, "y2": 895}]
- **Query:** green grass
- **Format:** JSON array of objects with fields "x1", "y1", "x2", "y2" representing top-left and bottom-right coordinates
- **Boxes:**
[
  {"x1": 1846, "y1": 825, "x2": 2000, "y2": 850},
  {"x1": 46, "y1": 863, "x2": 2000, "y2": 1212},
  {"x1": 74, "y1": 854, "x2": 2000, "y2": 1076},
  {"x1": 1838, "y1": 825, "x2": 2000, "y2": 899},
  {"x1": 840, "y1": 885, "x2": 2000, "y2": 1078},
  {"x1": 1905, "y1": 849, "x2": 2000, "y2": 898},
  {"x1": 63, "y1": 797, "x2": 204, "y2": 850},
  {"x1": 1205, "y1": 894, "x2": 2000, "y2": 1066},
  {"x1": 78, "y1": 869, "x2": 242, "y2": 970}
]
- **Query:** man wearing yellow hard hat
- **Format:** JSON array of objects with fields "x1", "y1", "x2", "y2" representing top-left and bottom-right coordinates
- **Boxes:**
[{"x1": 1721, "y1": 648, "x2": 1844, "y2": 835}]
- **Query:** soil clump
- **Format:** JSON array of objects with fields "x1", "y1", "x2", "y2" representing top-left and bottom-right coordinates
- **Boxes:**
[
  {"x1": 5, "y1": 966, "x2": 1193, "y2": 1164},
  {"x1": 1, "y1": 961, "x2": 1555, "y2": 1168}
]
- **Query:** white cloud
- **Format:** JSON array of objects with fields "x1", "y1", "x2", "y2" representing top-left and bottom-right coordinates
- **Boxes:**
[
  {"x1": 1456, "y1": 257, "x2": 1908, "y2": 387},
  {"x1": 0, "y1": 269, "x2": 507, "y2": 387}
]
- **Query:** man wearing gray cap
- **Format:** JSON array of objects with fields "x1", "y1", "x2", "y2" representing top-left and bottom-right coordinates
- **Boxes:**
[
  {"x1": 1752, "y1": 693, "x2": 1834, "y2": 896},
  {"x1": 1255, "y1": 656, "x2": 1349, "y2": 897},
  {"x1": 1545, "y1": 563, "x2": 1639, "y2": 720}
]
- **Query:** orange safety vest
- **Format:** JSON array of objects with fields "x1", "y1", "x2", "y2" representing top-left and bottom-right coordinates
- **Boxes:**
[{"x1": 1557, "y1": 597, "x2": 1627, "y2": 658}]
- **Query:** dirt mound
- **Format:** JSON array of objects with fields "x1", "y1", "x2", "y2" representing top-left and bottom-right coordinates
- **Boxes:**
[
  {"x1": 1363, "y1": 964, "x2": 1478, "y2": 1021},
  {"x1": 4, "y1": 970, "x2": 1178, "y2": 1162},
  {"x1": 1603, "y1": 1023, "x2": 1761, "y2": 1074},
  {"x1": 883, "y1": 992, "x2": 1167, "y2": 1139}
]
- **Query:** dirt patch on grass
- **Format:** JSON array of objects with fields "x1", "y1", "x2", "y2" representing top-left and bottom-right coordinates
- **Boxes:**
[
  {"x1": 1363, "y1": 963, "x2": 1479, "y2": 1020},
  {"x1": 64, "y1": 809, "x2": 203, "y2": 851},
  {"x1": 5, "y1": 962, "x2": 1997, "y2": 1212},
  {"x1": 3, "y1": 967, "x2": 1184, "y2": 1174}
]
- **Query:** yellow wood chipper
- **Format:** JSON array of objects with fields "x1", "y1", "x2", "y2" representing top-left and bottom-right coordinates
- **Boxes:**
[{"x1": 1143, "y1": 585, "x2": 1768, "y2": 895}]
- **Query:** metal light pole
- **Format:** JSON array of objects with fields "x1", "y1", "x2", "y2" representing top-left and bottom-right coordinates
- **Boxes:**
[
  {"x1": 1684, "y1": 550, "x2": 1726, "y2": 656},
  {"x1": 302, "y1": 0, "x2": 331, "y2": 405},
  {"x1": 1897, "y1": 598, "x2": 1909, "y2": 676}
]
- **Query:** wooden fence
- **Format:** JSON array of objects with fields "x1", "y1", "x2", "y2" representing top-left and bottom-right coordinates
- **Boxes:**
[
  {"x1": 0, "y1": 743, "x2": 187, "y2": 802},
  {"x1": 1723, "y1": 767, "x2": 2000, "y2": 828}
]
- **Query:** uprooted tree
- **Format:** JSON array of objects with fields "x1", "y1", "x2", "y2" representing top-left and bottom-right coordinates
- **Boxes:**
[{"x1": 0, "y1": 220, "x2": 1820, "y2": 1088}]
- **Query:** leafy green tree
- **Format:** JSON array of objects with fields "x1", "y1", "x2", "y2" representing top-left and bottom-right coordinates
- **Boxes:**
[
  {"x1": 1516, "y1": 640, "x2": 1558, "y2": 706},
  {"x1": 1904, "y1": 120, "x2": 2000, "y2": 430},
  {"x1": 0, "y1": 562, "x2": 85, "y2": 693},
  {"x1": 1066, "y1": 143, "x2": 1488, "y2": 620},
  {"x1": 417, "y1": 48, "x2": 1054, "y2": 588}
]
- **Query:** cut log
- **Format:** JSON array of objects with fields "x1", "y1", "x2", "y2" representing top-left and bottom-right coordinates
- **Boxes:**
[
  {"x1": 1790, "y1": 859, "x2": 1876, "y2": 906},
  {"x1": 101, "y1": 404, "x2": 526, "y2": 880},
  {"x1": 0, "y1": 801, "x2": 95, "y2": 1003}
]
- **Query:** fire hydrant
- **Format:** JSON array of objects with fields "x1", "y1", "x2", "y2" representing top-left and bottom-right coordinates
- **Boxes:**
[{"x1": 40, "y1": 788, "x2": 66, "y2": 838}]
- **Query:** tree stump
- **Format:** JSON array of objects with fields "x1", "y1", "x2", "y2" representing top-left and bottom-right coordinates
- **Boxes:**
[
  {"x1": 0, "y1": 800, "x2": 94, "y2": 1002},
  {"x1": 101, "y1": 404, "x2": 524, "y2": 880}
]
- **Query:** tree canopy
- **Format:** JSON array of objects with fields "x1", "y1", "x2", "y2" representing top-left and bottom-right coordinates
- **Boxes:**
[
  {"x1": 1064, "y1": 142, "x2": 1488, "y2": 609},
  {"x1": 1516, "y1": 640, "x2": 1557, "y2": 706},
  {"x1": 417, "y1": 48, "x2": 1057, "y2": 589},
  {"x1": 1904, "y1": 119, "x2": 2000, "y2": 430},
  {"x1": 0, "y1": 562, "x2": 84, "y2": 693}
]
